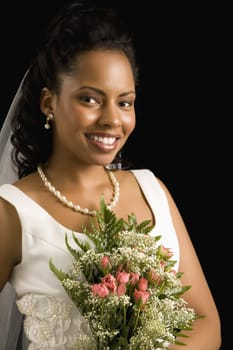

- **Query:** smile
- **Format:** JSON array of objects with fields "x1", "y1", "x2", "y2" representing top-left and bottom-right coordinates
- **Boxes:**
[{"x1": 88, "y1": 135, "x2": 117, "y2": 145}]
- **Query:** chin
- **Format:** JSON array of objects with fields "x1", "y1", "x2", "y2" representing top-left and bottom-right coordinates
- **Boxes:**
[{"x1": 95, "y1": 154, "x2": 118, "y2": 166}]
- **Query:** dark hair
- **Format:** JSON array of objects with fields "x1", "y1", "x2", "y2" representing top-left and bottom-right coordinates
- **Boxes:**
[{"x1": 11, "y1": 0, "x2": 138, "y2": 178}]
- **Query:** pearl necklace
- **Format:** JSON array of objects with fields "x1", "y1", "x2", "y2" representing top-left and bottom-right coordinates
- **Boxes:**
[{"x1": 37, "y1": 165, "x2": 120, "y2": 216}]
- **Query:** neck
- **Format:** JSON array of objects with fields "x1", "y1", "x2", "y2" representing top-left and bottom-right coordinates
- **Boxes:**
[{"x1": 43, "y1": 163, "x2": 109, "y2": 184}]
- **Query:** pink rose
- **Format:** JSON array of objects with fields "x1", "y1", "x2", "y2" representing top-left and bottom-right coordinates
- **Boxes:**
[
  {"x1": 134, "y1": 289, "x2": 150, "y2": 305},
  {"x1": 138, "y1": 277, "x2": 148, "y2": 292},
  {"x1": 116, "y1": 271, "x2": 130, "y2": 284},
  {"x1": 117, "y1": 283, "x2": 127, "y2": 296},
  {"x1": 92, "y1": 283, "x2": 109, "y2": 297},
  {"x1": 100, "y1": 256, "x2": 110, "y2": 269},
  {"x1": 102, "y1": 273, "x2": 117, "y2": 293}
]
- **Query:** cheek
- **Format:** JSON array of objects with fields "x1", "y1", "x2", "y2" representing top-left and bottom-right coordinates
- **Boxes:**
[
  {"x1": 123, "y1": 113, "x2": 136, "y2": 135},
  {"x1": 65, "y1": 106, "x2": 96, "y2": 129}
]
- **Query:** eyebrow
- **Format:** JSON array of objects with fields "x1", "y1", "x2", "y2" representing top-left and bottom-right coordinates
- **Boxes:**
[{"x1": 78, "y1": 86, "x2": 136, "y2": 97}]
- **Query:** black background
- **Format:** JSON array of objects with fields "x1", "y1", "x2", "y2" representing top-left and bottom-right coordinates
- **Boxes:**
[{"x1": 0, "y1": 2, "x2": 228, "y2": 348}]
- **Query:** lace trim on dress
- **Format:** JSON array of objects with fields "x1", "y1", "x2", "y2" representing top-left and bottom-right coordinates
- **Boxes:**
[{"x1": 16, "y1": 293, "x2": 92, "y2": 350}]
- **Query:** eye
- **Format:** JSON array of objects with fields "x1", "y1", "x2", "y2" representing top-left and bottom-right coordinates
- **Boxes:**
[
  {"x1": 80, "y1": 96, "x2": 99, "y2": 104},
  {"x1": 119, "y1": 100, "x2": 134, "y2": 108}
]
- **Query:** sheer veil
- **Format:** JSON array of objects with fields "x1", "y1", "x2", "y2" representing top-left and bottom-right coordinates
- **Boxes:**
[
  {"x1": 0, "y1": 71, "x2": 28, "y2": 186},
  {"x1": 0, "y1": 71, "x2": 29, "y2": 350}
]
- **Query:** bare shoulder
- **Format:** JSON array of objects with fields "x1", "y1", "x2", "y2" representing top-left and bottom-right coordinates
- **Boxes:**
[
  {"x1": 0, "y1": 175, "x2": 38, "y2": 283},
  {"x1": 0, "y1": 196, "x2": 21, "y2": 289},
  {"x1": 0, "y1": 195, "x2": 19, "y2": 223},
  {"x1": 14, "y1": 171, "x2": 40, "y2": 192},
  {"x1": 0, "y1": 189, "x2": 22, "y2": 238}
]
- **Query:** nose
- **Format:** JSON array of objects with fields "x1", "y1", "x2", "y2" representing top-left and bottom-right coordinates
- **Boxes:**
[{"x1": 98, "y1": 102, "x2": 122, "y2": 128}]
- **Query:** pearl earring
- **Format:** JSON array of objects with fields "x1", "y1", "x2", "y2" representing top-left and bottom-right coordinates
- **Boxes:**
[{"x1": 44, "y1": 113, "x2": 54, "y2": 130}]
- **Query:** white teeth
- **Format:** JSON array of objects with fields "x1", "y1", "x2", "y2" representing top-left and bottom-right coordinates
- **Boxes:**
[{"x1": 90, "y1": 135, "x2": 116, "y2": 145}]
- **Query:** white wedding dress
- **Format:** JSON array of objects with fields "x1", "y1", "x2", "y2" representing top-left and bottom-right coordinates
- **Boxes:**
[{"x1": 0, "y1": 169, "x2": 180, "y2": 349}]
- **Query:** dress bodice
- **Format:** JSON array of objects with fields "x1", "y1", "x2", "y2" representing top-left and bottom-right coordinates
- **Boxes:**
[{"x1": 0, "y1": 169, "x2": 180, "y2": 349}]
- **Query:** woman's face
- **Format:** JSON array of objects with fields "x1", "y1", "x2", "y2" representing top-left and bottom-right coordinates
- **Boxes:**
[{"x1": 46, "y1": 49, "x2": 136, "y2": 167}]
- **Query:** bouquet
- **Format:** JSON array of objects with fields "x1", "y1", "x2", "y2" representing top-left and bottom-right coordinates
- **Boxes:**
[{"x1": 50, "y1": 199, "x2": 198, "y2": 349}]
